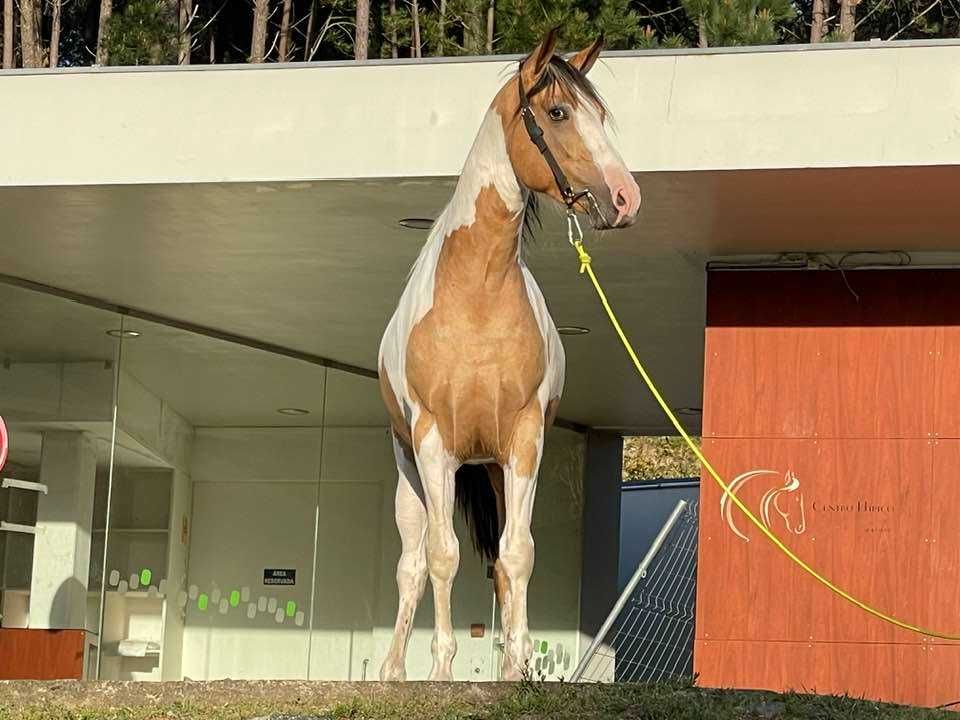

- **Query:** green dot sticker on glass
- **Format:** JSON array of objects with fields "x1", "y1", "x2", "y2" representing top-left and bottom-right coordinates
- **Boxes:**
[
  {"x1": 140, "y1": 568, "x2": 152, "y2": 587},
  {"x1": 198, "y1": 593, "x2": 209, "y2": 611},
  {"x1": 285, "y1": 601, "x2": 296, "y2": 618},
  {"x1": 230, "y1": 590, "x2": 240, "y2": 607}
]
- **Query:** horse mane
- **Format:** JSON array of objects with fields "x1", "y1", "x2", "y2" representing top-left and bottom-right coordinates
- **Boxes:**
[
  {"x1": 521, "y1": 192, "x2": 541, "y2": 245},
  {"x1": 521, "y1": 54, "x2": 608, "y2": 119}
]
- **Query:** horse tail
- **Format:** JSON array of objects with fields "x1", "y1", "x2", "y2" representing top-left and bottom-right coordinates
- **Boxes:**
[{"x1": 454, "y1": 464, "x2": 500, "y2": 563}]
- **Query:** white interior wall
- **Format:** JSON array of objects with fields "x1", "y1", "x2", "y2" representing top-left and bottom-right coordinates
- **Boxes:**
[{"x1": 181, "y1": 424, "x2": 585, "y2": 681}]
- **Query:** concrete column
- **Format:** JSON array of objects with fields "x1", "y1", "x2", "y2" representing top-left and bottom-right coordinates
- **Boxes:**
[
  {"x1": 29, "y1": 431, "x2": 97, "y2": 629},
  {"x1": 577, "y1": 430, "x2": 623, "y2": 643}
]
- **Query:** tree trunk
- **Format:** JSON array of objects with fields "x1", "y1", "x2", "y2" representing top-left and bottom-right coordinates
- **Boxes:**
[
  {"x1": 96, "y1": 0, "x2": 113, "y2": 64},
  {"x1": 838, "y1": 0, "x2": 857, "y2": 39},
  {"x1": 49, "y1": 0, "x2": 61, "y2": 66},
  {"x1": 436, "y1": 0, "x2": 446, "y2": 55},
  {"x1": 354, "y1": 0, "x2": 368, "y2": 60},
  {"x1": 3, "y1": 0, "x2": 14, "y2": 69},
  {"x1": 697, "y1": 16, "x2": 709, "y2": 47},
  {"x1": 303, "y1": 0, "x2": 315, "y2": 60},
  {"x1": 179, "y1": 0, "x2": 193, "y2": 64},
  {"x1": 388, "y1": 0, "x2": 397, "y2": 58},
  {"x1": 485, "y1": 0, "x2": 493, "y2": 53},
  {"x1": 410, "y1": 0, "x2": 420, "y2": 58},
  {"x1": 19, "y1": 0, "x2": 41, "y2": 68},
  {"x1": 250, "y1": 0, "x2": 268, "y2": 62},
  {"x1": 465, "y1": 0, "x2": 483, "y2": 53},
  {"x1": 278, "y1": 0, "x2": 292, "y2": 60},
  {"x1": 811, "y1": 0, "x2": 827, "y2": 41}
]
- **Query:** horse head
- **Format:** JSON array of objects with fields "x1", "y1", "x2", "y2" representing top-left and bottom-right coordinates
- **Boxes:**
[
  {"x1": 761, "y1": 470, "x2": 806, "y2": 536},
  {"x1": 498, "y1": 29, "x2": 642, "y2": 230}
]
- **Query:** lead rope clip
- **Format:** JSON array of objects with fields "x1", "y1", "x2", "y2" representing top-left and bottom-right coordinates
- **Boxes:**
[{"x1": 566, "y1": 211, "x2": 591, "y2": 274}]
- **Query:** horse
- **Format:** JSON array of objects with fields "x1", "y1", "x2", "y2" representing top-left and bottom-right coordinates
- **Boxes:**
[
  {"x1": 377, "y1": 29, "x2": 642, "y2": 681},
  {"x1": 721, "y1": 469, "x2": 807, "y2": 542}
]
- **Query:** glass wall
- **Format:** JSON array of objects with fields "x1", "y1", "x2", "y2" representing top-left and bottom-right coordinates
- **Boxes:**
[
  {"x1": 0, "y1": 282, "x2": 120, "y2": 679},
  {"x1": 0, "y1": 280, "x2": 589, "y2": 682}
]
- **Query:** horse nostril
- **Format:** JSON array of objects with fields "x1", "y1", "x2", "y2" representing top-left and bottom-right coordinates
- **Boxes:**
[{"x1": 615, "y1": 188, "x2": 628, "y2": 208}]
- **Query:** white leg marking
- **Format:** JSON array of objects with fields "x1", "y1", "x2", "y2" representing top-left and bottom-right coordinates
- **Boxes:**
[
  {"x1": 499, "y1": 429, "x2": 544, "y2": 681},
  {"x1": 416, "y1": 422, "x2": 460, "y2": 681},
  {"x1": 380, "y1": 435, "x2": 428, "y2": 681}
]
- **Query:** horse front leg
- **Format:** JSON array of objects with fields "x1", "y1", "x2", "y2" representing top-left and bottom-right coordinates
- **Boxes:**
[
  {"x1": 416, "y1": 419, "x2": 460, "y2": 681},
  {"x1": 499, "y1": 405, "x2": 544, "y2": 681},
  {"x1": 380, "y1": 435, "x2": 428, "y2": 681}
]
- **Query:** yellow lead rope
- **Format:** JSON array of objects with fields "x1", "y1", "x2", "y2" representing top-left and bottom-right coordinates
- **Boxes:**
[{"x1": 571, "y1": 238, "x2": 960, "y2": 641}]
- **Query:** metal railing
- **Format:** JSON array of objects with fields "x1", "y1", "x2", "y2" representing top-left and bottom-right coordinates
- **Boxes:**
[{"x1": 572, "y1": 498, "x2": 699, "y2": 683}]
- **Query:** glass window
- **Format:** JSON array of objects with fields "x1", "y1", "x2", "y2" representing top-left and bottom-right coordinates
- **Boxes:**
[{"x1": 0, "y1": 282, "x2": 120, "y2": 679}]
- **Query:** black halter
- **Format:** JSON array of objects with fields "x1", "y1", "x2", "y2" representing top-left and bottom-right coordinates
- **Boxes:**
[{"x1": 517, "y1": 61, "x2": 592, "y2": 211}]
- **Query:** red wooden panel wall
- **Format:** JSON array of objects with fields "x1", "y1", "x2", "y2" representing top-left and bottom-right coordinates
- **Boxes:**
[
  {"x1": 0, "y1": 629, "x2": 85, "y2": 680},
  {"x1": 696, "y1": 270, "x2": 960, "y2": 709}
]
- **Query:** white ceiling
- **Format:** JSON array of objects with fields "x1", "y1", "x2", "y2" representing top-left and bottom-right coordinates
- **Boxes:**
[{"x1": 1, "y1": 165, "x2": 959, "y2": 433}]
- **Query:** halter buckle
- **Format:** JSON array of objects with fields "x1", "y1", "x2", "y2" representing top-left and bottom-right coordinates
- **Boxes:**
[{"x1": 566, "y1": 210, "x2": 584, "y2": 246}]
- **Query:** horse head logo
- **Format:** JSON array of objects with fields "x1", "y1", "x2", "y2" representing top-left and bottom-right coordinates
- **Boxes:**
[{"x1": 721, "y1": 469, "x2": 806, "y2": 542}]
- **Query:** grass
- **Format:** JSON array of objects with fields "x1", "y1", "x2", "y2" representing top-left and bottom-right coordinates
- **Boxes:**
[{"x1": 0, "y1": 680, "x2": 953, "y2": 720}]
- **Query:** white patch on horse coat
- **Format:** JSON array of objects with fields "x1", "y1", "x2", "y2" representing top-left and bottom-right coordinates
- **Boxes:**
[
  {"x1": 520, "y1": 264, "x2": 566, "y2": 409},
  {"x1": 379, "y1": 108, "x2": 523, "y2": 425},
  {"x1": 380, "y1": 434, "x2": 428, "y2": 681},
  {"x1": 572, "y1": 95, "x2": 626, "y2": 173},
  {"x1": 414, "y1": 421, "x2": 461, "y2": 680},
  {"x1": 498, "y1": 425, "x2": 545, "y2": 680},
  {"x1": 572, "y1": 95, "x2": 640, "y2": 222}
]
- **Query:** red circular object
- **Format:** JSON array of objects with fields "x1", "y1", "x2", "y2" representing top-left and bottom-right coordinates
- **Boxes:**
[{"x1": 0, "y1": 415, "x2": 7, "y2": 473}]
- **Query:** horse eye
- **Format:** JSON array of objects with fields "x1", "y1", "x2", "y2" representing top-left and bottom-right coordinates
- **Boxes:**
[{"x1": 548, "y1": 106, "x2": 568, "y2": 122}]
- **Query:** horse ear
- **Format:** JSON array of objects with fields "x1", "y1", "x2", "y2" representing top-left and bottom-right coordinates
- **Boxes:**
[
  {"x1": 520, "y1": 27, "x2": 560, "y2": 88},
  {"x1": 567, "y1": 35, "x2": 604, "y2": 75}
]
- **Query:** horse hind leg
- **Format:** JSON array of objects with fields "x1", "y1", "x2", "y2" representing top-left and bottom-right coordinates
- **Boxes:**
[
  {"x1": 486, "y1": 465, "x2": 513, "y2": 644},
  {"x1": 380, "y1": 434, "x2": 428, "y2": 681}
]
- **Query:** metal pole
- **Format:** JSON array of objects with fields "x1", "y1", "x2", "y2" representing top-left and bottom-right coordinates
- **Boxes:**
[
  {"x1": 570, "y1": 499, "x2": 688, "y2": 682},
  {"x1": 306, "y1": 366, "x2": 328, "y2": 680},
  {"x1": 96, "y1": 316, "x2": 125, "y2": 680}
]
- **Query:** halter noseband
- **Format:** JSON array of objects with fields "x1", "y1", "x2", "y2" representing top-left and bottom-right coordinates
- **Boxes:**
[{"x1": 516, "y1": 60, "x2": 612, "y2": 237}]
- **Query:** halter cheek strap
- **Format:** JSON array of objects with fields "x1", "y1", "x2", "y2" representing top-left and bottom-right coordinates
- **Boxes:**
[{"x1": 517, "y1": 61, "x2": 590, "y2": 210}]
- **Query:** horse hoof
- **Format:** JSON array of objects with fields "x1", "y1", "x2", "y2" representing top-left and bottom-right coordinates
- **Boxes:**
[
  {"x1": 500, "y1": 664, "x2": 523, "y2": 682},
  {"x1": 380, "y1": 663, "x2": 406, "y2": 682},
  {"x1": 428, "y1": 667, "x2": 454, "y2": 681}
]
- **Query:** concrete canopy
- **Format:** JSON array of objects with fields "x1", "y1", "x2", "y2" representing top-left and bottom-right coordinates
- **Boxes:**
[{"x1": 2, "y1": 42, "x2": 960, "y2": 433}]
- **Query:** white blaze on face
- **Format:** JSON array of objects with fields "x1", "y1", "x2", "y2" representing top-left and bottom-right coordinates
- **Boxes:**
[{"x1": 572, "y1": 97, "x2": 641, "y2": 225}]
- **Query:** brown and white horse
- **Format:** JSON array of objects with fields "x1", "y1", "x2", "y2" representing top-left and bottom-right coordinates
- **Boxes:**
[{"x1": 378, "y1": 30, "x2": 641, "y2": 681}]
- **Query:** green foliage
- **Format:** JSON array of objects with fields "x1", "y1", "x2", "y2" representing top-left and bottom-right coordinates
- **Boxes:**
[
  {"x1": 637, "y1": 24, "x2": 690, "y2": 47},
  {"x1": 104, "y1": 0, "x2": 178, "y2": 66},
  {"x1": 494, "y1": 0, "x2": 594, "y2": 53},
  {"x1": 682, "y1": 0, "x2": 795, "y2": 45},
  {"x1": 624, "y1": 435, "x2": 701, "y2": 481},
  {"x1": 592, "y1": 0, "x2": 646, "y2": 49}
]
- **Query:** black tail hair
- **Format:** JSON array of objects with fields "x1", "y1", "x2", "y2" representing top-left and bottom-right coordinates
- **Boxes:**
[{"x1": 454, "y1": 464, "x2": 500, "y2": 563}]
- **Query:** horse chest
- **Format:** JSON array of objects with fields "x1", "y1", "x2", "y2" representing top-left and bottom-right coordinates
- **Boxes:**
[
  {"x1": 403, "y1": 275, "x2": 547, "y2": 458},
  {"x1": 408, "y1": 301, "x2": 545, "y2": 402}
]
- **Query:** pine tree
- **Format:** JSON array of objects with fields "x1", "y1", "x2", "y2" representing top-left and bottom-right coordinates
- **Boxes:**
[
  {"x1": 104, "y1": 0, "x2": 178, "y2": 65},
  {"x1": 681, "y1": 0, "x2": 794, "y2": 46}
]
